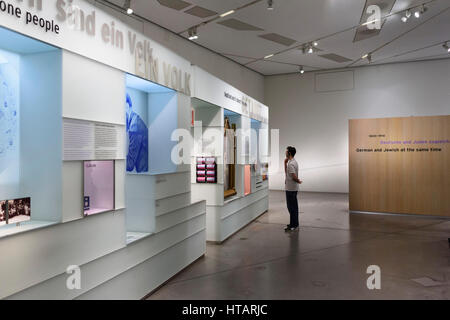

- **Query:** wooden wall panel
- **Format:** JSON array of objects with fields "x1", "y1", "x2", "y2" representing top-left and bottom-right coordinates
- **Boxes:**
[{"x1": 349, "y1": 115, "x2": 450, "y2": 217}]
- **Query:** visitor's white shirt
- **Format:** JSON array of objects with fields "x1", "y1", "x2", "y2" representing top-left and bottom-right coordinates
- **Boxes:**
[{"x1": 285, "y1": 158, "x2": 299, "y2": 191}]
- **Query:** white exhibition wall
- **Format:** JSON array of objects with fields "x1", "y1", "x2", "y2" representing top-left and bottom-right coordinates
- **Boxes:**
[
  {"x1": 0, "y1": 0, "x2": 267, "y2": 299},
  {"x1": 265, "y1": 58, "x2": 450, "y2": 193}
]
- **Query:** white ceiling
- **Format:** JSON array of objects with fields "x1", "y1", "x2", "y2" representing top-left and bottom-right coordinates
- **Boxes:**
[{"x1": 100, "y1": 0, "x2": 450, "y2": 75}]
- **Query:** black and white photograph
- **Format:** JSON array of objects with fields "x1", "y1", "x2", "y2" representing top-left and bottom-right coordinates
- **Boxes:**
[
  {"x1": 0, "y1": 200, "x2": 6, "y2": 226},
  {"x1": 6, "y1": 198, "x2": 31, "y2": 224}
]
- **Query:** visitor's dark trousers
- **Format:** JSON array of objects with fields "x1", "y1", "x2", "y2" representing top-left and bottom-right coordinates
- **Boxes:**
[{"x1": 286, "y1": 191, "x2": 299, "y2": 228}]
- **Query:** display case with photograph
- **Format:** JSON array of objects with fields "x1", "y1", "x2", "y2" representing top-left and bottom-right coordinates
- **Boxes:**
[
  {"x1": 84, "y1": 160, "x2": 115, "y2": 216},
  {"x1": 0, "y1": 26, "x2": 62, "y2": 235},
  {"x1": 125, "y1": 73, "x2": 178, "y2": 175}
]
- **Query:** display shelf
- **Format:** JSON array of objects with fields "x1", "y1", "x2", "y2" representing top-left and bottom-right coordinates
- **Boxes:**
[
  {"x1": 223, "y1": 195, "x2": 242, "y2": 205},
  {"x1": 0, "y1": 220, "x2": 57, "y2": 239},
  {"x1": 126, "y1": 231, "x2": 152, "y2": 245}
]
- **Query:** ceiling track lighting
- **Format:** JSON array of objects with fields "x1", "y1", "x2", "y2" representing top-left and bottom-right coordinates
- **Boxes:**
[
  {"x1": 299, "y1": 66, "x2": 305, "y2": 74},
  {"x1": 362, "y1": 53, "x2": 372, "y2": 63},
  {"x1": 124, "y1": 0, "x2": 133, "y2": 15},
  {"x1": 267, "y1": 0, "x2": 274, "y2": 11},
  {"x1": 188, "y1": 27, "x2": 198, "y2": 41},
  {"x1": 302, "y1": 43, "x2": 316, "y2": 54},
  {"x1": 264, "y1": 54, "x2": 274, "y2": 59},
  {"x1": 415, "y1": 4, "x2": 427, "y2": 18},
  {"x1": 401, "y1": 9, "x2": 411, "y2": 22},
  {"x1": 443, "y1": 42, "x2": 450, "y2": 53},
  {"x1": 402, "y1": 4, "x2": 427, "y2": 22}
]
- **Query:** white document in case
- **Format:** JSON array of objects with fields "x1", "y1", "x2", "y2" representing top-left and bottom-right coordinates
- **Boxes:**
[{"x1": 63, "y1": 118, "x2": 125, "y2": 161}]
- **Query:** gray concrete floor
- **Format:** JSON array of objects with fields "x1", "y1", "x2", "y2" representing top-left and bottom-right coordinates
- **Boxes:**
[{"x1": 148, "y1": 191, "x2": 450, "y2": 300}]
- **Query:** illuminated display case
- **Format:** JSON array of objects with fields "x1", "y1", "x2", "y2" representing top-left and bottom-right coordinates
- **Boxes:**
[
  {"x1": 83, "y1": 160, "x2": 115, "y2": 216},
  {"x1": 0, "y1": 26, "x2": 62, "y2": 235},
  {"x1": 224, "y1": 110, "x2": 240, "y2": 199}
]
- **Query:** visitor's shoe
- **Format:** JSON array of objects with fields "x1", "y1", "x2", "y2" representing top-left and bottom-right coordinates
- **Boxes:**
[{"x1": 284, "y1": 226, "x2": 298, "y2": 232}]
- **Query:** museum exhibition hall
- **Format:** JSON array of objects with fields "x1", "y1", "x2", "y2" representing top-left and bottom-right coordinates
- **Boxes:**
[{"x1": 0, "y1": 0, "x2": 448, "y2": 301}]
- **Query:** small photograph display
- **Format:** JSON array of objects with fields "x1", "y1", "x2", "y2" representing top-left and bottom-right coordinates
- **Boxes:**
[
  {"x1": 197, "y1": 157, "x2": 217, "y2": 183},
  {"x1": 0, "y1": 198, "x2": 31, "y2": 226},
  {"x1": 0, "y1": 200, "x2": 6, "y2": 226},
  {"x1": 84, "y1": 160, "x2": 115, "y2": 216},
  {"x1": 7, "y1": 198, "x2": 31, "y2": 224}
]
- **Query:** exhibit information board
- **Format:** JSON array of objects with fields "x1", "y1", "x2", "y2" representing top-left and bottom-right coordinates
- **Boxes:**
[
  {"x1": 63, "y1": 118, "x2": 125, "y2": 161},
  {"x1": 349, "y1": 115, "x2": 450, "y2": 217}
]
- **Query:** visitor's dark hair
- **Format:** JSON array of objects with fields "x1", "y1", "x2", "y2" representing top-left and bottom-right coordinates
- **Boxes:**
[{"x1": 287, "y1": 146, "x2": 296, "y2": 157}]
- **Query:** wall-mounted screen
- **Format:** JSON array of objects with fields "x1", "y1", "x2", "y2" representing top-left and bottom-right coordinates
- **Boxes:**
[{"x1": 84, "y1": 160, "x2": 115, "y2": 216}]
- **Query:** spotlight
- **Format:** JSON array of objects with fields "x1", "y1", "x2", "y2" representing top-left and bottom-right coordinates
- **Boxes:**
[
  {"x1": 301, "y1": 44, "x2": 314, "y2": 54},
  {"x1": 264, "y1": 54, "x2": 274, "y2": 59},
  {"x1": 124, "y1": 0, "x2": 133, "y2": 15},
  {"x1": 267, "y1": 0, "x2": 274, "y2": 10},
  {"x1": 313, "y1": 41, "x2": 318, "y2": 47},
  {"x1": 443, "y1": 42, "x2": 450, "y2": 53},
  {"x1": 415, "y1": 5, "x2": 427, "y2": 18},
  {"x1": 299, "y1": 66, "x2": 305, "y2": 74},
  {"x1": 401, "y1": 9, "x2": 411, "y2": 22},
  {"x1": 188, "y1": 27, "x2": 198, "y2": 40},
  {"x1": 362, "y1": 53, "x2": 372, "y2": 63}
]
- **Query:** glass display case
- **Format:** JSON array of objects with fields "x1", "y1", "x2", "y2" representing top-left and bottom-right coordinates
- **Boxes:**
[
  {"x1": 84, "y1": 160, "x2": 115, "y2": 216},
  {"x1": 0, "y1": 26, "x2": 62, "y2": 234},
  {"x1": 224, "y1": 111, "x2": 240, "y2": 198}
]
